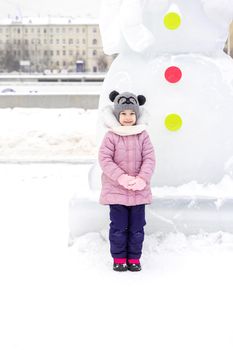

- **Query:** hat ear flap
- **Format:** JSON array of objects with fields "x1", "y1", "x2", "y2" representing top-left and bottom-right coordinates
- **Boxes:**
[
  {"x1": 109, "y1": 90, "x2": 120, "y2": 102},
  {"x1": 137, "y1": 95, "x2": 146, "y2": 106}
]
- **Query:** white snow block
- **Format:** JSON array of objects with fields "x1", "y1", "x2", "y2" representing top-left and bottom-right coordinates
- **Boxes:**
[
  {"x1": 68, "y1": 196, "x2": 109, "y2": 245},
  {"x1": 68, "y1": 195, "x2": 233, "y2": 243},
  {"x1": 147, "y1": 197, "x2": 233, "y2": 235}
]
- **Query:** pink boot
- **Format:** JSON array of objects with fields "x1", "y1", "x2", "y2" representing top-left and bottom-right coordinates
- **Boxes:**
[
  {"x1": 127, "y1": 259, "x2": 141, "y2": 272},
  {"x1": 113, "y1": 258, "x2": 127, "y2": 272}
]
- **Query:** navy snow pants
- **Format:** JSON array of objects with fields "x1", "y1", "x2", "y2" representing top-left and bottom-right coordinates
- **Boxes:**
[{"x1": 109, "y1": 204, "x2": 146, "y2": 259}]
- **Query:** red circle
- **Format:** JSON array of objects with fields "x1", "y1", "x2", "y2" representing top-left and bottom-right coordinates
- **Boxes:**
[{"x1": 165, "y1": 66, "x2": 182, "y2": 83}]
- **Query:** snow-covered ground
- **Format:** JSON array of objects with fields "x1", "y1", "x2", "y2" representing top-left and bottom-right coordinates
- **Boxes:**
[
  {"x1": 1, "y1": 163, "x2": 233, "y2": 350},
  {"x1": 0, "y1": 108, "x2": 98, "y2": 161},
  {"x1": 0, "y1": 107, "x2": 233, "y2": 349},
  {"x1": 0, "y1": 82, "x2": 102, "y2": 95}
]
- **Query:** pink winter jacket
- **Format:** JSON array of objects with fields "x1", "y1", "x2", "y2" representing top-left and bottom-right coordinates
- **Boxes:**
[{"x1": 98, "y1": 106, "x2": 156, "y2": 206}]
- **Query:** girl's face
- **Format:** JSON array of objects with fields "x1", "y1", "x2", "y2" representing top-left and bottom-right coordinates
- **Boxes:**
[{"x1": 119, "y1": 109, "x2": 137, "y2": 126}]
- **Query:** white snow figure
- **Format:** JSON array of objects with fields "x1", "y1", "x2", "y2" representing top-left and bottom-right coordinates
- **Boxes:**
[
  {"x1": 69, "y1": 0, "x2": 233, "y2": 240},
  {"x1": 97, "y1": 0, "x2": 233, "y2": 186}
]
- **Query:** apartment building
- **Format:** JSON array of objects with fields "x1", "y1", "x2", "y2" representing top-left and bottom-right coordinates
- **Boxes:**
[
  {"x1": 0, "y1": 16, "x2": 232, "y2": 73},
  {"x1": 0, "y1": 16, "x2": 115, "y2": 73}
]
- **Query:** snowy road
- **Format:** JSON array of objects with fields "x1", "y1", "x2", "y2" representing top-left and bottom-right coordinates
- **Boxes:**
[
  {"x1": 0, "y1": 163, "x2": 233, "y2": 350},
  {"x1": 0, "y1": 82, "x2": 102, "y2": 95}
]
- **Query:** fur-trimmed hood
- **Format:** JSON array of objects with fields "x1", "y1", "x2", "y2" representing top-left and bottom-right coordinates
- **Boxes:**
[{"x1": 100, "y1": 105, "x2": 150, "y2": 136}]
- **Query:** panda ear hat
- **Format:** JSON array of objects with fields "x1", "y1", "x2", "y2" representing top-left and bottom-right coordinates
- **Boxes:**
[
  {"x1": 109, "y1": 90, "x2": 120, "y2": 102},
  {"x1": 109, "y1": 90, "x2": 146, "y2": 105},
  {"x1": 137, "y1": 95, "x2": 146, "y2": 106}
]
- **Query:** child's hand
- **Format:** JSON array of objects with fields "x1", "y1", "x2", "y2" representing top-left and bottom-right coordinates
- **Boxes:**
[
  {"x1": 131, "y1": 176, "x2": 146, "y2": 191},
  {"x1": 117, "y1": 174, "x2": 136, "y2": 189}
]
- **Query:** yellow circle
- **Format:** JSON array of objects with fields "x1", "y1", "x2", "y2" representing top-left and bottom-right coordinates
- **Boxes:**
[
  {"x1": 164, "y1": 12, "x2": 181, "y2": 30},
  {"x1": 165, "y1": 114, "x2": 183, "y2": 131}
]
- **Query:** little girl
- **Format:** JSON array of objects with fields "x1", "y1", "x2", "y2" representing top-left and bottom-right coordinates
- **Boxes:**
[{"x1": 98, "y1": 91, "x2": 156, "y2": 272}]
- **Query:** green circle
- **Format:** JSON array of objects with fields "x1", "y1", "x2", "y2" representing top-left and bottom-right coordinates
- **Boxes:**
[
  {"x1": 165, "y1": 114, "x2": 183, "y2": 131},
  {"x1": 164, "y1": 12, "x2": 181, "y2": 30}
]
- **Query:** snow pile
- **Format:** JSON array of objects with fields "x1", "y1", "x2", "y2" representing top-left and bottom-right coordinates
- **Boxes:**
[
  {"x1": 153, "y1": 175, "x2": 233, "y2": 198},
  {"x1": 74, "y1": 229, "x2": 233, "y2": 268},
  {"x1": 0, "y1": 108, "x2": 98, "y2": 161}
]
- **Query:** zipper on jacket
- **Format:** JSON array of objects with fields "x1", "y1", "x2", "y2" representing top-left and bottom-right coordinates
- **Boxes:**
[
  {"x1": 127, "y1": 136, "x2": 130, "y2": 205},
  {"x1": 133, "y1": 136, "x2": 136, "y2": 203}
]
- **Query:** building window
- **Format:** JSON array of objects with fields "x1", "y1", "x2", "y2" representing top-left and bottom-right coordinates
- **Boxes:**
[
  {"x1": 82, "y1": 27, "x2": 86, "y2": 33},
  {"x1": 69, "y1": 50, "x2": 73, "y2": 55},
  {"x1": 44, "y1": 28, "x2": 47, "y2": 33},
  {"x1": 93, "y1": 27, "x2": 97, "y2": 33},
  {"x1": 50, "y1": 28, "x2": 53, "y2": 33},
  {"x1": 63, "y1": 61, "x2": 66, "y2": 66},
  {"x1": 76, "y1": 28, "x2": 79, "y2": 33},
  {"x1": 44, "y1": 50, "x2": 47, "y2": 55},
  {"x1": 62, "y1": 28, "x2": 66, "y2": 33},
  {"x1": 93, "y1": 50, "x2": 97, "y2": 56},
  {"x1": 24, "y1": 28, "x2": 28, "y2": 33},
  {"x1": 56, "y1": 28, "x2": 60, "y2": 33},
  {"x1": 50, "y1": 50, "x2": 53, "y2": 56},
  {"x1": 56, "y1": 39, "x2": 60, "y2": 44},
  {"x1": 63, "y1": 39, "x2": 66, "y2": 44},
  {"x1": 18, "y1": 39, "x2": 20, "y2": 44},
  {"x1": 82, "y1": 50, "x2": 86, "y2": 56},
  {"x1": 56, "y1": 50, "x2": 60, "y2": 55},
  {"x1": 82, "y1": 39, "x2": 86, "y2": 44},
  {"x1": 63, "y1": 50, "x2": 66, "y2": 55},
  {"x1": 76, "y1": 39, "x2": 79, "y2": 44},
  {"x1": 69, "y1": 38, "x2": 73, "y2": 44},
  {"x1": 37, "y1": 28, "x2": 40, "y2": 33},
  {"x1": 93, "y1": 39, "x2": 97, "y2": 45},
  {"x1": 69, "y1": 27, "x2": 73, "y2": 32},
  {"x1": 93, "y1": 66, "x2": 97, "y2": 72},
  {"x1": 56, "y1": 61, "x2": 59, "y2": 66},
  {"x1": 50, "y1": 39, "x2": 53, "y2": 44},
  {"x1": 17, "y1": 28, "x2": 20, "y2": 33}
]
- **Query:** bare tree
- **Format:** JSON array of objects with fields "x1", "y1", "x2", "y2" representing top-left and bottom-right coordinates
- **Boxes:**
[
  {"x1": 97, "y1": 54, "x2": 108, "y2": 72},
  {"x1": 0, "y1": 51, "x2": 4, "y2": 71},
  {"x1": 3, "y1": 42, "x2": 20, "y2": 72}
]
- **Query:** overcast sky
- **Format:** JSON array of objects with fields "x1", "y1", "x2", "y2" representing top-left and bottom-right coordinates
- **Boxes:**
[{"x1": 0, "y1": 0, "x2": 101, "y2": 18}]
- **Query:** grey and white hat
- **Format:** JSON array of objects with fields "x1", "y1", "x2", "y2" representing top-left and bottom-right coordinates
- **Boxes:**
[{"x1": 109, "y1": 90, "x2": 146, "y2": 121}]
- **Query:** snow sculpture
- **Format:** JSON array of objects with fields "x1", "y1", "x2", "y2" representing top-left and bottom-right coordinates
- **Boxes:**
[
  {"x1": 69, "y1": 0, "x2": 233, "y2": 240},
  {"x1": 97, "y1": 0, "x2": 233, "y2": 186}
]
